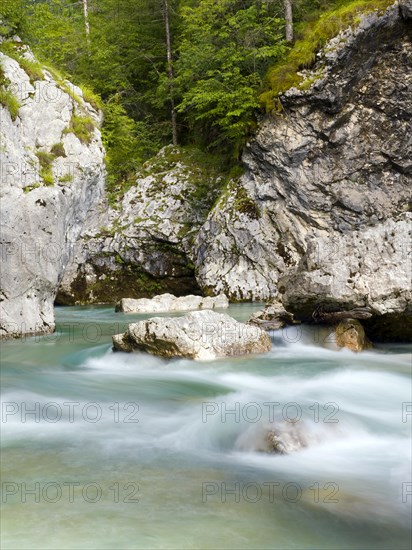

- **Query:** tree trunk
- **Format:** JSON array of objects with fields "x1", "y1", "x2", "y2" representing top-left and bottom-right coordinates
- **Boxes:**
[
  {"x1": 162, "y1": 0, "x2": 178, "y2": 145},
  {"x1": 82, "y1": 0, "x2": 91, "y2": 49},
  {"x1": 283, "y1": 0, "x2": 293, "y2": 43}
]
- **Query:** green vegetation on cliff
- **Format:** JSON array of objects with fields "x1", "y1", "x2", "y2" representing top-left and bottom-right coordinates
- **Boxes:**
[{"x1": 261, "y1": 0, "x2": 395, "y2": 110}]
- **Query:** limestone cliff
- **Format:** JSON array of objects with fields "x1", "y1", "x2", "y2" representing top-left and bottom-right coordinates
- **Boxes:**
[
  {"x1": 57, "y1": 1, "x2": 411, "y2": 340},
  {"x1": 0, "y1": 42, "x2": 105, "y2": 337},
  {"x1": 197, "y1": 0, "x2": 411, "y2": 340}
]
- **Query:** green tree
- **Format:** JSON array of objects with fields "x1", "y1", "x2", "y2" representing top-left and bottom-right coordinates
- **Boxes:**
[
  {"x1": 174, "y1": 0, "x2": 286, "y2": 154},
  {"x1": 283, "y1": 0, "x2": 293, "y2": 41},
  {"x1": 5, "y1": 0, "x2": 336, "y2": 178},
  {"x1": 0, "y1": 0, "x2": 27, "y2": 35},
  {"x1": 162, "y1": 0, "x2": 178, "y2": 144},
  {"x1": 21, "y1": 0, "x2": 177, "y2": 181},
  {"x1": 103, "y1": 97, "x2": 162, "y2": 191}
]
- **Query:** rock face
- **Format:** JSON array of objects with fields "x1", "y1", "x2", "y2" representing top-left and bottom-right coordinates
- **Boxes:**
[
  {"x1": 115, "y1": 292, "x2": 229, "y2": 313},
  {"x1": 335, "y1": 319, "x2": 373, "y2": 352},
  {"x1": 0, "y1": 43, "x2": 105, "y2": 338},
  {"x1": 57, "y1": 146, "x2": 224, "y2": 304},
  {"x1": 112, "y1": 310, "x2": 272, "y2": 360},
  {"x1": 195, "y1": 177, "x2": 286, "y2": 300},
  {"x1": 196, "y1": 2, "x2": 412, "y2": 339},
  {"x1": 280, "y1": 217, "x2": 412, "y2": 340},
  {"x1": 55, "y1": 2, "x2": 410, "y2": 341}
]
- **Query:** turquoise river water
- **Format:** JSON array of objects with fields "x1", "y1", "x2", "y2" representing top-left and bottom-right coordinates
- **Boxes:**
[{"x1": 1, "y1": 304, "x2": 411, "y2": 549}]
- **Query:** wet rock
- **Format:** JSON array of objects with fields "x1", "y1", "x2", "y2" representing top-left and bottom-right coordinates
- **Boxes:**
[
  {"x1": 311, "y1": 305, "x2": 373, "y2": 323},
  {"x1": 115, "y1": 293, "x2": 229, "y2": 313},
  {"x1": 335, "y1": 319, "x2": 373, "y2": 352},
  {"x1": 112, "y1": 310, "x2": 271, "y2": 360},
  {"x1": 248, "y1": 299, "x2": 299, "y2": 330},
  {"x1": 281, "y1": 216, "x2": 412, "y2": 341},
  {"x1": 400, "y1": 0, "x2": 412, "y2": 20},
  {"x1": 266, "y1": 429, "x2": 306, "y2": 454},
  {"x1": 264, "y1": 422, "x2": 308, "y2": 454}
]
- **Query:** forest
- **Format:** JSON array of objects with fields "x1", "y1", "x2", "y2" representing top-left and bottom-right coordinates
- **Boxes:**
[{"x1": 1, "y1": 0, "x2": 393, "y2": 188}]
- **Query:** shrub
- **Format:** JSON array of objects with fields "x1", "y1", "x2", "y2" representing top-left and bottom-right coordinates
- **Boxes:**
[{"x1": 80, "y1": 85, "x2": 103, "y2": 111}]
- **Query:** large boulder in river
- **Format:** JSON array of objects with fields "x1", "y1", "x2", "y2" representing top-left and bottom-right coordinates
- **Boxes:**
[
  {"x1": 0, "y1": 41, "x2": 105, "y2": 338},
  {"x1": 115, "y1": 292, "x2": 229, "y2": 313},
  {"x1": 112, "y1": 310, "x2": 272, "y2": 360}
]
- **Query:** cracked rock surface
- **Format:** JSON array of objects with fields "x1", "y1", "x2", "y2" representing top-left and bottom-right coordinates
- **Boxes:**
[
  {"x1": 112, "y1": 310, "x2": 272, "y2": 360},
  {"x1": 57, "y1": 146, "x2": 223, "y2": 304},
  {"x1": 197, "y1": 3, "x2": 411, "y2": 309},
  {"x1": 0, "y1": 45, "x2": 105, "y2": 337},
  {"x1": 196, "y1": 2, "x2": 411, "y2": 339}
]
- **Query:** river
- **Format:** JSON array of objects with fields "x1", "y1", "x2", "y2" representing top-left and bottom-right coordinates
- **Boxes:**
[{"x1": 1, "y1": 304, "x2": 411, "y2": 549}]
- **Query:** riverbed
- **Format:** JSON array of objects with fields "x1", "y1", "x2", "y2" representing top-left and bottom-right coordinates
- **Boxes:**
[{"x1": 1, "y1": 304, "x2": 411, "y2": 549}]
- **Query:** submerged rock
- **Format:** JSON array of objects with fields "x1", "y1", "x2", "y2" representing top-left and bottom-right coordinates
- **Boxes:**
[
  {"x1": 335, "y1": 319, "x2": 373, "y2": 352},
  {"x1": 245, "y1": 421, "x2": 309, "y2": 455},
  {"x1": 0, "y1": 43, "x2": 105, "y2": 338},
  {"x1": 265, "y1": 422, "x2": 308, "y2": 454},
  {"x1": 112, "y1": 310, "x2": 271, "y2": 360},
  {"x1": 115, "y1": 293, "x2": 229, "y2": 313}
]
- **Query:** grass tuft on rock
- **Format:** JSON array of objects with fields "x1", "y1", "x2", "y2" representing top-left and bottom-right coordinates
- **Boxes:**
[
  {"x1": 64, "y1": 112, "x2": 95, "y2": 144},
  {"x1": 0, "y1": 41, "x2": 44, "y2": 83},
  {"x1": 0, "y1": 62, "x2": 20, "y2": 120},
  {"x1": 80, "y1": 84, "x2": 103, "y2": 111},
  {"x1": 50, "y1": 142, "x2": 66, "y2": 157},
  {"x1": 0, "y1": 87, "x2": 20, "y2": 120},
  {"x1": 35, "y1": 151, "x2": 55, "y2": 186}
]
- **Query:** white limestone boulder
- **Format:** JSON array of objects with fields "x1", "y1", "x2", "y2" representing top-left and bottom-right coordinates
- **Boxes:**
[{"x1": 112, "y1": 310, "x2": 271, "y2": 360}]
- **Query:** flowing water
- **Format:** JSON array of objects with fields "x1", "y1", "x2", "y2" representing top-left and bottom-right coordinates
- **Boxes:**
[{"x1": 1, "y1": 304, "x2": 411, "y2": 549}]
